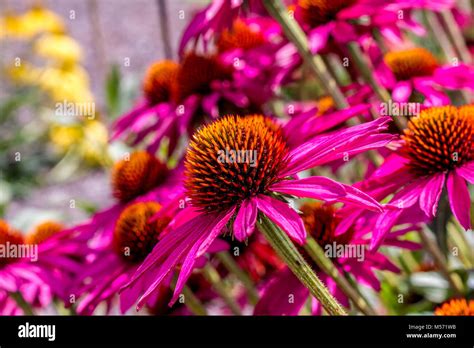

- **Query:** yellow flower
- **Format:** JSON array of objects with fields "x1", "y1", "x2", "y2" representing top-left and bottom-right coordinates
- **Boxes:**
[
  {"x1": 0, "y1": 7, "x2": 64, "y2": 40},
  {"x1": 34, "y1": 34, "x2": 83, "y2": 63},
  {"x1": 8, "y1": 62, "x2": 94, "y2": 104},
  {"x1": 50, "y1": 121, "x2": 110, "y2": 165}
]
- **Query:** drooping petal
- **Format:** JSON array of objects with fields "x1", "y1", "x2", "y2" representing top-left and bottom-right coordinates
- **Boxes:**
[
  {"x1": 419, "y1": 172, "x2": 446, "y2": 217},
  {"x1": 372, "y1": 209, "x2": 403, "y2": 250},
  {"x1": 233, "y1": 198, "x2": 258, "y2": 241},
  {"x1": 446, "y1": 172, "x2": 472, "y2": 230},
  {"x1": 456, "y1": 162, "x2": 474, "y2": 184},
  {"x1": 255, "y1": 195, "x2": 306, "y2": 245}
]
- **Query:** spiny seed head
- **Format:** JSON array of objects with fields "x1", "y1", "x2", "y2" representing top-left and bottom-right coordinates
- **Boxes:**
[
  {"x1": 435, "y1": 298, "x2": 474, "y2": 316},
  {"x1": 171, "y1": 53, "x2": 232, "y2": 103},
  {"x1": 184, "y1": 115, "x2": 289, "y2": 213},
  {"x1": 298, "y1": 0, "x2": 356, "y2": 27},
  {"x1": 300, "y1": 202, "x2": 354, "y2": 247},
  {"x1": 217, "y1": 20, "x2": 266, "y2": 52},
  {"x1": 143, "y1": 60, "x2": 179, "y2": 104},
  {"x1": 402, "y1": 105, "x2": 474, "y2": 177},
  {"x1": 113, "y1": 202, "x2": 170, "y2": 263},
  {"x1": 384, "y1": 48, "x2": 439, "y2": 81},
  {"x1": 0, "y1": 220, "x2": 24, "y2": 266},
  {"x1": 25, "y1": 221, "x2": 64, "y2": 245},
  {"x1": 112, "y1": 151, "x2": 168, "y2": 203}
]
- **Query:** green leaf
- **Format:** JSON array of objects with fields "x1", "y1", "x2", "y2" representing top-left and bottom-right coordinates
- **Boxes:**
[{"x1": 105, "y1": 64, "x2": 122, "y2": 119}]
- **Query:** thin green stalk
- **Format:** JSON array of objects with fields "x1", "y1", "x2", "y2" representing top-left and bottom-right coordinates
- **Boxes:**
[
  {"x1": 440, "y1": 10, "x2": 472, "y2": 64},
  {"x1": 257, "y1": 214, "x2": 347, "y2": 316},
  {"x1": 216, "y1": 251, "x2": 259, "y2": 305},
  {"x1": 264, "y1": 0, "x2": 349, "y2": 109},
  {"x1": 202, "y1": 264, "x2": 242, "y2": 315},
  {"x1": 419, "y1": 226, "x2": 465, "y2": 296},
  {"x1": 11, "y1": 292, "x2": 34, "y2": 315},
  {"x1": 181, "y1": 285, "x2": 208, "y2": 316},
  {"x1": 423, "y1": 10, "x2": 457, "y2": 61},
  {"x1": 304, "y1": 237, "x2": 376, "y2": 315}
]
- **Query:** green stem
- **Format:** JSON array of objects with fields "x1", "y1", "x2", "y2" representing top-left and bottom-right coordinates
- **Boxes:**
[
  {"x1": 202, "y1": 264, "x2": 242, "y2": 315},
  {"x1": 440, "y1": 10, "x2": 472, "y2": 64},
  {"x1": 257, "y1": 214, "x2": 347, "y2": 316},
  {"x1": 216, "y1": 252, "x2": 259, "y2": 305},
  {"x1": 11, "y1": 292, "x2": 34, "y2": 315},
  {"x1": 264, "y1": 0, "x2": 349, "y2": 109},
  {"x1": 423, "y1": 10, "x2": 457, "y2": 61},
  {"x1": 181, "y1": 285, "x2": 208, "y2": 316},
  {"x1": 304, "y1": 237, "x2": 376, "y2": 315},
  {"x1": 419, "y1": 226, "x2": 465, "y2": 296}
]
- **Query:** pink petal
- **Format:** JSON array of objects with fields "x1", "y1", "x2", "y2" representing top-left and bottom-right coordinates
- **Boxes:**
[
  {"x1": 254, "y1": 268, "x2": 308, "y2": 316},
  {"x1": 447, "y1": 172, "x2": 472, "y2": 230},
  {"x1": 255, "y1": 195, "x2": 306, "y2": 245},
  {"x1": 392, "y1": 81, "x2": 412, "y2": 103},
  {"x1": 270, "y1": 176, "x2": 346, "y2": 201},
  {"x1": 457, "y1": 162, "x2": 474, "y2": 184},
  {"x1": 233, "y1": 198, "x2": 258, "y2": 241},
  {"x1": 419, "y1": 172, "x2": 446, "y2": 217}
]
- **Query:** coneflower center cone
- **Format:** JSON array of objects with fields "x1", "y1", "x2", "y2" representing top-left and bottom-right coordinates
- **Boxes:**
[
  {"x1": 402, "y1": 105, "x2": 474, "y2": 177},
  {"x1": 384, "y1": 48, "x2": 438, "y2": 81},
  {"x1": 217, "y1": 20, "x2": 266, "y2": 52},
  {"x1": 298, "y1": 0, "x2": 356, "y2": 27},
  {"x1": 143, "y1": 60, "x2": 179, "y2": 105},
  {"x1": 25, "y1": 221, "x2": 64, "y2": 245},
  {"x1": 171, "y1": 53, "x2": 231, "y2": 103},
  {"x1": 299, "y1": 202, "x2": 354, "y2": 265},
  {"x1": 112, "y1": 151, "x2": 168, "y2": 203},
  {"x1": 113, "y1": 202, "x2": 170, "y2": 263},
  {"x1": 0, "y1": 220, "x2": 24, "y2": 266},
  {"x1": 184, "y1": 115, "x2": 289, "y2": 213}
]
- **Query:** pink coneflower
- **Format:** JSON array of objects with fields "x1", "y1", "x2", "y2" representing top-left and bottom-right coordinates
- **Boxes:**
[
  {"x1": 292, "y1": 0, "x2": 433, "y2": 52},
  {"x1": 0, "y1": 220, "x2": 86, "y2": 314},
  {"x1": 178, "y1": 0, "x2": 268, "y2": 55},
  {"x1": 362, "y1": 105, "x2": 473, "y2": 249},
  {"x1": 123, "y1": 114, "x2": 393, "y2": 309},
  {"x1": 216, "y1": 18, "x2": 284, "y2": 107},
  {"x1": 70, "y1": 201, "x2": 175, "y2": 314},
  {"x1": 113, "y1": 52, "x2": 254, "y2": 155},
  {"x1": 373, "y1": 46, "x2": 474, "y2": 106},
  {"x1": 71, "y1": 200, "x2": 226, "y2": 315},
  {"x1": 254, "y1": 202, "x2": 420, "y2": 315},
  {"x1": 74, "y1": 150, "x2": 181, "y2": 246}
]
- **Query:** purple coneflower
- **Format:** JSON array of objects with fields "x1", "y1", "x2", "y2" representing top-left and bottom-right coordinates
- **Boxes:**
[{"x1": 123, "y1": 113, "x2": 393, "y2": 309}]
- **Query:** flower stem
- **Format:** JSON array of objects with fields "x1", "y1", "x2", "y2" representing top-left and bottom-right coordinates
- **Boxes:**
[
  {"x1": 202, "y1": 263, "x2": 242, "y2": 315},
  {"x1": 181, "y1": 285, "x2": 208, "y2": 316},
  {"x1": 419, "y1": 226, "x2": 465, "y2": 296},
  {"x1": 304, "y1": 236, "x2": 377, "y2": 315},
  {"x1": 264, "y1": 0, "x2": 349, "y2": 109},
  {"x1": 11, "y1": 292, "x2": 34, "y2": 315},
  {"x1": 440, "y1": 10, "x2": 472, "y2": 64},
  {"x1": 216, "y1": 251, "x2": 259, "y2": 305},
  {"x1": 422, "y1": 10, "x2": 457, "y2": 61},
  {"x1": 257, "y1": 213, "x2": 347, "y2": 316}
]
